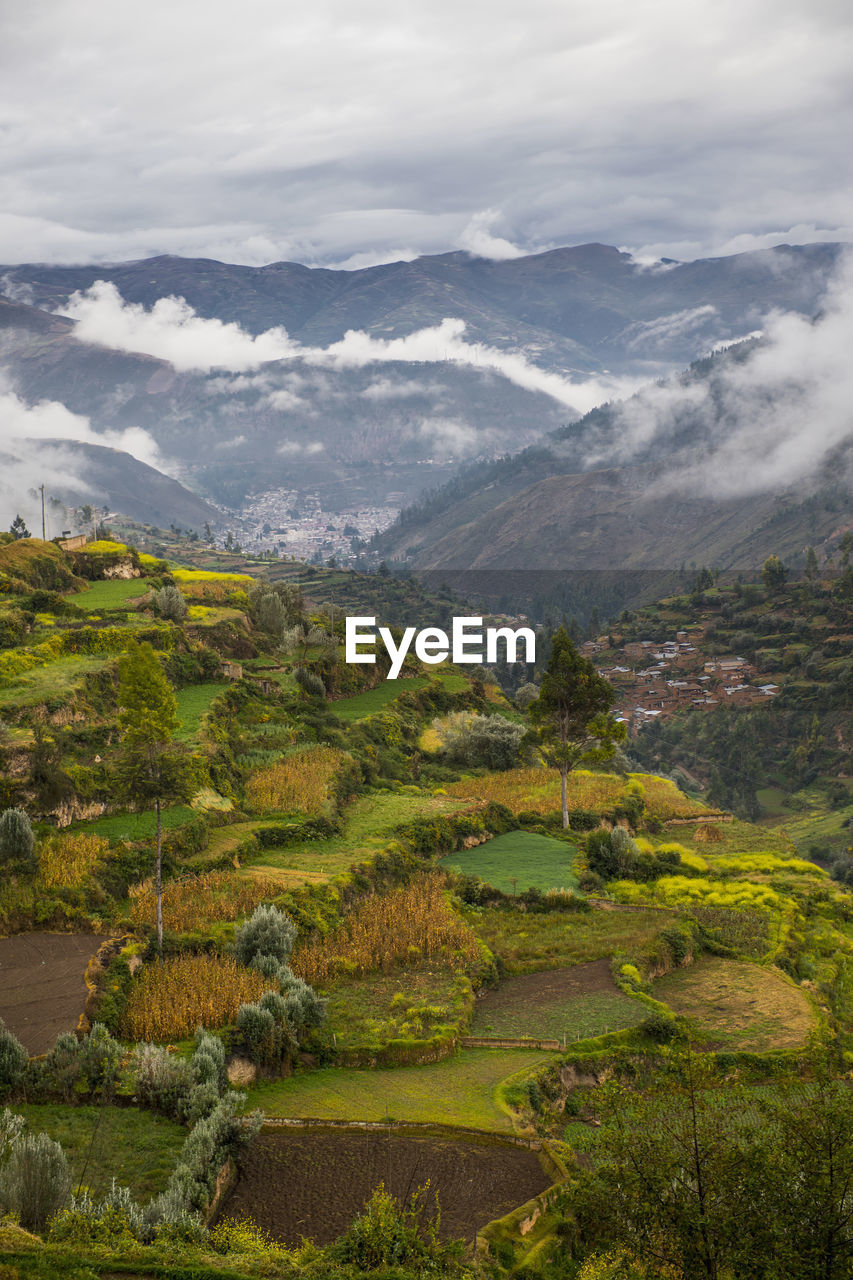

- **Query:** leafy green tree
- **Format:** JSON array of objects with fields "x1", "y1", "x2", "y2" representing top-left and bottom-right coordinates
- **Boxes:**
[
  {"x1": 114, "y1": 641, "x2": 199, "y2": 954},
  {"x1": 9, "y1": 515, "x2": 30, "y2": 540},
  {"x1": 805, "y1": 545, "x2": 820, "y2": 581},
  {"x1": 0, "y1": 808, "x2": 35, "y2": 869},
  {"x1": 762, "y1": 554, "x2": 787, "y2": 592},
  {"x1": 528, "y1": 628, "x2": 625, "y2": 828}
]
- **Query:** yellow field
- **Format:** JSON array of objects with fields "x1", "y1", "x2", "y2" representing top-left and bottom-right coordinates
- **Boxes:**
[
  {"x1": 122, "y1": 953, "x2": 269, "y2": 1041},
  {"x1": 128, "y1": 869, "x2": 281, "y2": 932},
  {"x1": 445, "y1": 768, "x2": 710, "y2": 820},
  {"x1": 245, "y1": 744, "x2": 347, "y2": 815}
]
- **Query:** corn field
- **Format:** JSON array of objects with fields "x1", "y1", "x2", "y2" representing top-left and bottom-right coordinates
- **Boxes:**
[
  {"x1": 292, "y1": 872, "x2": 479, "y2": 986},
  {"x1": 446, "y1": 768, "x2": 710, "y2": 820},
  {"x1": 39, "y1": 832, "x2": 110, "y2": 888},
  {"x1": 121, "y1": 953, "x2": 269, "y2": 1041},
  {"x1": 245, "y1": 744, "x2": 346, "y2": 815},
  {"x1": 128, "y1": 870, "x2": 281, "y2": 933}
]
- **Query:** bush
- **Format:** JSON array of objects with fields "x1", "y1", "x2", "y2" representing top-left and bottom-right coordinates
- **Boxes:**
[
  {"x1": 0, "y1": 1130, "x2": 71, "y2": 1231},
  {"x1": 641, "y1": 1010, "x2": 680, "y2": 1043},
  {"x1": 153, "y1": 585, "x2": 187, "y2": 622},
  {"x1": 331, "y1": 1184, "x2": 456, "y2": 1271},
  {"x1": 233, "y1": 904, "x2": 298, "y2": 968},
  {"x1": 0, "y1": 808, "x2": 34, "y2": 868},
  {"x1": 0, "y1": 1025, "x2": 28, "y2": 1098},
  {"x1": 441, "y1": 712, "x2": 525, "y2": 771}
]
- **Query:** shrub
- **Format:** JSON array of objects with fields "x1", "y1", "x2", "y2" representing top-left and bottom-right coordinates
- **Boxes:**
[
  {"x1": 441, "y1": 712, "x2": 525, "y2": 771},
  {"x1": 0, "y1": 808, "x2": 34, "y2": 868},
  {"x1": 131, "y1": 1042, "x2": 193, "y2": 1115},
  {"x1": 0, "y1": 1025, "x2": 28, "y2": 1099},
  {"x1": 331, "y1": 1184, "x2": 455, "y2": 1271},
  {"x1": 234, "y1": 904, "x2": 298, "y2": 968},
  {"x1": 641, "y1": 1011, "x2": 679, "y2": 1043},
  {"x1": 0, "y1": 1130, "x2": 71, "y2": 1231},
  {"x1": 153, "y1": 585, "x2": 188, "y2": 622}
]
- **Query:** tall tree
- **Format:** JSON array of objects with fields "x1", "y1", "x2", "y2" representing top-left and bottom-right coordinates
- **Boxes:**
[
  {"x1": 115, "y1": 640, "x2": 198, "y2": 954},
  {"x1": 9, "y1": 515, "x2": 30, "y2": 540},
  {"x1": 528, "y1": 627, "x2": 625, "y2": 828}
]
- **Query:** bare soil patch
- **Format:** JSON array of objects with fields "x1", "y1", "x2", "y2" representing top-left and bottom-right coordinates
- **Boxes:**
[
  {"x1": 0, "y1": 933, "x2": 112, "y2": 1054},
  {"x1": 472, "y1": 960, "x2": 646, "y2": 1042},
  {"x1": 218, "y1": 1125, "x2": 552, "y2": 1245},
  {"x1": 652, "y1": 956, "x2": 815, "y2": 1051}
]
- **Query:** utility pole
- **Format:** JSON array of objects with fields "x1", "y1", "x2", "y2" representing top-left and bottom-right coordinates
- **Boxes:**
[{"x1": 40, "y1": 485, "x2": 46, "y2": 540}]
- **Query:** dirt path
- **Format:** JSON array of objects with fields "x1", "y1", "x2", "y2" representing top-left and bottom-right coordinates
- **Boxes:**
[{"x1": 0, "y1": 933, "x2": 112, "y2": 1055}]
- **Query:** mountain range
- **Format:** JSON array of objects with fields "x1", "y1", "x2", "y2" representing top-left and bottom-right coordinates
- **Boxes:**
[{"x1": 0, "y1": 241, "x2": 849, "y2": 585}]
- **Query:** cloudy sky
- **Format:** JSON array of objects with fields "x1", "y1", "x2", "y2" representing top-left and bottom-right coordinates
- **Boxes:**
[{"x1": 2, "y1": 0, "x2": 852, "y2": 268}]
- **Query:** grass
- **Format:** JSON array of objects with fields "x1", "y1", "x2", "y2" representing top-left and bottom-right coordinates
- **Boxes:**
[
  {"x1": 76, "y1": 805, "x2": 196, "y2": 840},
  {"x1": 239, "y1": 788, "x2": 470, "y2": 884},
  {"x1": 471, "y1": 982, "x2": 646, "y2": 1043},
  {"x1": 652, "y1": 956, "x2": 816, "y2": 1050},
  {"x1": 322, "y1": 969, "x2": 471, "y2": 1049},
  {"x1": 469, "y1": 906, "x2": 671, "y2": 973},
  {"x1": 8, "y1": 1103, "x2": 184, "y2": 1199},
  {"x1": 0, "y1": 655, "x2": 111, "y2": 710},
  {"x1": 441, "y1": 830, "x2": 579, "y2": 894},
  {"x1": 248, "y1": 1048, "x2": 557, "y2": 1131},
  {"x1": 332, "y1": 677, "x2": 431, "y2": 721},
  {"x1": 173, "y1": 681, "x2": 228, "y2": 741},
  {"x1": 73, "y1": 578, "x2": 152, "y2": 610}
]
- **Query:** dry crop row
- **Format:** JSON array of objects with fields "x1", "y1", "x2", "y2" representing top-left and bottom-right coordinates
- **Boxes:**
[
  {"x1": 128, "y1": 870, "x2": 281, "y2": 933},
  {"x1": 121, "y1": 953, "x2": 268, "y2": 1041},
  {"x1": 39, "y1": 832, "x2": 111, "y2": 888},
  {"x1": 245, "y1": 744, "x2": 346, "y2": 815},
  {"x1": 292, "y1": 872, "x2": 479, "y2": 986}
]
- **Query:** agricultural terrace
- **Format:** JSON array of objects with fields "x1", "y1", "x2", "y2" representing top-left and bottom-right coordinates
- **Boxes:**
[
  {"x1": 172, "y1": 566, "x2": 254, "y2": 601},
  {"x1": 248, "y1": 1049, "x2": 558, "y2": 1130},
  {"x1": 9, "y1": 1104, "x2": 185, "y2": 1202},
  {"x1": 0, "y1": 933, "x2": 112, "y2": 1054},
  {"x1": 652, "y1": 956, "x2": 816, "y2": 1050},
  {"x1": 446, "y1": 768, "x2": 714, "y2": 820},
  {"x1": 173, "y1": 680, "x2": 228, "y2": 740},
  {"x1": 244, "y1": 744, "x2": 350, "y2": 815},
  {"x1": 469, "y1": 906, "x2": 672, "y2": 974},
  {"x1": 74, "y1": 577, "x2": 153, "y2": 610},
  {"x1": 440, "y1": 829, "x2": 579, "y2": 894},
  {"x1": 121, "y1": 952, "x2": 269, "y2": 1041},
  {"x1": 218, "y1": 1126, "x2": 552, "y2": 1247},
  {"x1": 470, "y1": 960, "x2": 647, "y2": 1043}
]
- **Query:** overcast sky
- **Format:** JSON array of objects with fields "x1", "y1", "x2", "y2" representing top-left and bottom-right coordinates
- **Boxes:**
[{"x1": 2, "y1": 0, "x2": 852, "y2": 268}]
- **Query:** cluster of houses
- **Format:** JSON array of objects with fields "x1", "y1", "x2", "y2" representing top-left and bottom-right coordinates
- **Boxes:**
[{"x1": 582, "y1": 631, "x2": 779, "y2": 735}]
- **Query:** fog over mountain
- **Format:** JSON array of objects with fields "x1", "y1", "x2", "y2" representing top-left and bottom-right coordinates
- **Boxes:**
[{"x1": 0, "y1": 239, "x2": 845, "y2": 532}]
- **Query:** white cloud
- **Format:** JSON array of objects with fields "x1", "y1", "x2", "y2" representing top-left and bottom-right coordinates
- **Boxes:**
[
  {"x1": 61, "y1": 281, "x2": 297, "y2": 373},
  {"x1": 457, "y1": 211, "x2": 528, "y2": 261},
  {"x1": 0, "y1": 379, "x2": 163, "y2": 468},
  {"x1": 2, "y1": 1, "x2": 852, "y2": 267},
  {"x1": 0, "y1": 380, "x2": 166, "y2": 529},
  {"x1": 591, "y1": 253, "x2": 853, "y2": 496},
  {"x1": 60, "y1": 282, "x2": 646, "y2": 413}
]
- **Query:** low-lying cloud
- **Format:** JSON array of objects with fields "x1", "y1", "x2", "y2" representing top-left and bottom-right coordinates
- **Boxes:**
[
  {"x1": 588, "y1": 254, "x2": 853, "y2": 497},
  {"x1": 59, "y1": 282, "x2": 644, "y2": 415},
  {"x1": 0, "y1": 380, "x2": 166, "y2": 529}
]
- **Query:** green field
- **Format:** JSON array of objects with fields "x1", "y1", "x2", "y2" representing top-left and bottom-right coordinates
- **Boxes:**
[
  {"x1": 0, "y1": 654, "x2": 111, "y2": 709},
  {"x1": 470, "y1": 906, "x2": 670, "y2": 973},
  {"x1": 441, "y1": 830, "x2": 579, "y2": 894},
  {"x1": 9, "y1": 1104, "x2": 185, "y2": 1199},
  {"x1": 323, "y1": 969, "x2": 471, "y2": 1049},
  {"x1": 74, "y1": 577, "x2": 152, "y2": 610},
  {"x1": 248, "y1": 1048, "x2": 556, "y2": 1131},
  {"x1": 332, "y1": 677, "x2": 431, "y2": 721},
  {"x1": 174, "y1": 681, "x2": 228, "y2": 740},
  {"x1": 471, "y1": 963, "x2": 647, "y2": 1042},
  {"x1": 78, "y1": 804, "x2": 196, "y2": 840},
  {"x1": 240, "y1": 788, "x2": 470, "y2": 885}
]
